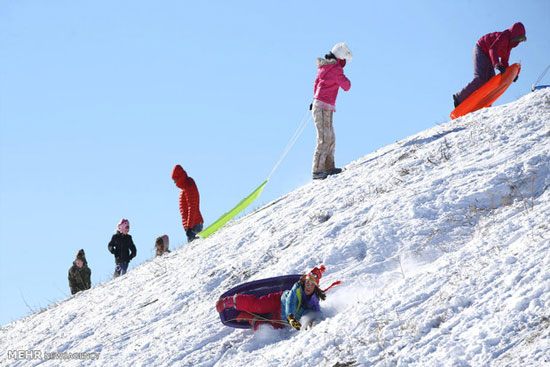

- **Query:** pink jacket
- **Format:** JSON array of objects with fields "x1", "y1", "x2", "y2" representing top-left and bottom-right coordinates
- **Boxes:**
[
  {"x1": 313, "y1": 58, "x2": 351, "y2": 108},
  {"x1": 477, "y1": 22, "x2": 526, "y2": 68}
]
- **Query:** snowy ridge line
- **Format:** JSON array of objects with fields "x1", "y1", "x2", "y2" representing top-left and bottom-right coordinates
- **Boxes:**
[{"x1": 1, "y1": 89, "x2": 549, "y2": 367}]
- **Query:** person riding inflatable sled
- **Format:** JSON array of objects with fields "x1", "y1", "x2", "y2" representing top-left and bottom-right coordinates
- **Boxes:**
[{"x1": 216, "y1": 265, "x2": 340, "y2": 330}]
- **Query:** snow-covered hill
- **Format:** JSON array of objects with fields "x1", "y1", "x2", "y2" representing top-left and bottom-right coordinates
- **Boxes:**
[{"x1": 2, "y1": 90, "x2": 549, "y2": 367}]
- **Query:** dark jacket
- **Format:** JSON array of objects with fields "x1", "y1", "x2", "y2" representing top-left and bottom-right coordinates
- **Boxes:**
[
  {"x1": 108, "y1": 232, "x2": 137, "y2": 264},
  {"x1": 68, "y1": 262, "x2": 91, "y2": 295}
]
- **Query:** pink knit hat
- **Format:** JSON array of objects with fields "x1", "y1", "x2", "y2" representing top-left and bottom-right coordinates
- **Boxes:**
[{"x1": 117, "y1": 218, "x2": 130, "y2": 233}]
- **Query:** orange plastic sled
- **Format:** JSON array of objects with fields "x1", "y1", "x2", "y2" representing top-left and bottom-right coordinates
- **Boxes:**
[{"x1": 451, "y1": 63, "x2": 521, "y2": 120}]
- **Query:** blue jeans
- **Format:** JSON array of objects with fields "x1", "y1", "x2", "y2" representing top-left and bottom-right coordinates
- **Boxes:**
[{"x1": 113, "y1": 262, "x2": 129, "y2": 278}]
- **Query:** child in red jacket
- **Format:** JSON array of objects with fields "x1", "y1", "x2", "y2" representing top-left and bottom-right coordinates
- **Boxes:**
[
  {"x1": 311, "y1": 42, "x2": 352, "y2": 180},
  {"x1": 453, "y1": 22, "x2": 526, "y2": 108},
  {"x1": 172, "y1": 165, "x2": 204, "y2": 242}
]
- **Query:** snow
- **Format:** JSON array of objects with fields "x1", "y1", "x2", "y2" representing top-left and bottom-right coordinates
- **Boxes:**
[{"x1": 2, "y1": 89, "x2": 550, "y2": 366}]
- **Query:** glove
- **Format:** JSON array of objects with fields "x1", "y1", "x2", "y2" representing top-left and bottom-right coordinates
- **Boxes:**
[
  {"x1": 287, "y1": 315, "x2": 301, "y2": 330},
  {"x1": 216, "y1": 296, "x2": 235, "y2": 312},
  {"x1": 496, "y1": 64, "x2": 506, "y2": 74},
  {"x1": 513, "y1": 75, "x2": 519, "y2": 83}
]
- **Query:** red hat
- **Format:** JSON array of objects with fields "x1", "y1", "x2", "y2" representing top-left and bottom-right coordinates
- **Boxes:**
[
  {"x1": 307, "y1": 265, "x2": 342, "y2": 292},
  {"x1": 307, "y1": 265, "x2": 326, "y2": 285}
]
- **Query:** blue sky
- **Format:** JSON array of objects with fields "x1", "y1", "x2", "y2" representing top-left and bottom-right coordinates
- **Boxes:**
[{"x1": 1, "y1": 0, "x2": 549, "y2": 326}]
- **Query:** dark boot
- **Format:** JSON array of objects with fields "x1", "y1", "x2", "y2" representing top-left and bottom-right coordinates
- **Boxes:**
[
  {"x1": 327, "y1": 168, "x2": 342, "y2": 176},
  {"x1": 453, "y1": 94, "x2": 460, "y2": 108},
  {"x1": 312, "y1": 171, "x2": 328, "y2": 180}
]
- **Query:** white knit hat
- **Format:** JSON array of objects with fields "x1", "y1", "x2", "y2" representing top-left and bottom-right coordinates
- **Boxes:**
[{"x1": 331, "y1": 42, "x2": 353, "y2": 62}]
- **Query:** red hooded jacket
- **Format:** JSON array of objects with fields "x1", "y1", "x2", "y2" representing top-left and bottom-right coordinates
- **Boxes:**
[
  {"x1": 172, "y1": 165, "x2": 204, "y2": 230},
  {"x1": 477, "y1": 22, "x2": 526, "y2": 68}
]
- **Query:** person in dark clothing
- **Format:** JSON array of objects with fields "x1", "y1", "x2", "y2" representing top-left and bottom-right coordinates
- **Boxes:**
[
  {"x1": 453, "y1": 22, "x2": 526, "y2": 107},
  {"x1": 68, "y1": 249, "x2": 91, "y2": 295},
  {"x1": 108, "y1": 218, "x2": 137, "y2": 278}
]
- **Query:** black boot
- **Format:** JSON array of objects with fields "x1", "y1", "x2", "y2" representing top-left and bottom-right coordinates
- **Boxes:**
[
  {"x1": 327, "y1": 168, "x2": 342, "y2": 176},
  {"x1": 312, "y1": 171, "x2": 328, "y2": 180},
  {"x1": 453, "y1": 94, "x2": 460, "y2": 108}
]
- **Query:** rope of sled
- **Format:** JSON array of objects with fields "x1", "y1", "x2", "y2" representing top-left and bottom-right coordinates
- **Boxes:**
[
  {"x1": 533, "y1": 64, "x2": 550, "y2": 87},
  {"x1": 267, "y1": 111, "x2": 313, "y2": 181},
  {"x1": 222, "y1": 311, "x2": 291, "y2": 327}
]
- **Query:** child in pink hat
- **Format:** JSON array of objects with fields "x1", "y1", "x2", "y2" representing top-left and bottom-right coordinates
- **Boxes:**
[{"x1": 108, "y1": 218, "x2": 137, "y2": 278}]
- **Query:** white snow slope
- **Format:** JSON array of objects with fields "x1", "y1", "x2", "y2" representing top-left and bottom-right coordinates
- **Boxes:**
[{"x1": 2, "y1": 90, "x2": 550, "y2": 367}]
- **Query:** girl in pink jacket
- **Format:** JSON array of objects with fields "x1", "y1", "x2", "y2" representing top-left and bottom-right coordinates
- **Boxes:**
[{"x1": 311, "y1": 42, "x2": 352, "y2": 180}]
